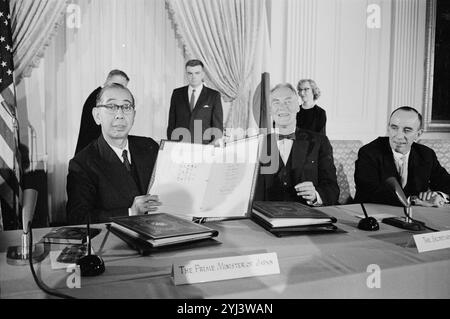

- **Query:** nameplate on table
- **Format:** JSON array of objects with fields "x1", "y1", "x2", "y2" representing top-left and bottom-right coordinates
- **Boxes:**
[
  {"x1": 172, "y1": 252, "x2": 280, "y2": 285},
  {"x1": 413, "y1": 230, "x2": 450, "y2": 253}
]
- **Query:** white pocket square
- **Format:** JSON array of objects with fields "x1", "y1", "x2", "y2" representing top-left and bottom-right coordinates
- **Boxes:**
[{"x1": 203, "y1": 105, "x2": 210, "y2": 108}]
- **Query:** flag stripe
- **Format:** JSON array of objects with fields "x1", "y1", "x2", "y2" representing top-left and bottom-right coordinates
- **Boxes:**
[
  {"x1": 0, "y1": 204, "x2": 3, "y2": 231},
  {"x1": 0, "y1": 0, "x2": 21, "y2": 218},
  {"x1": 0, "y1": 133, "x2": 14, "y2": 168},
  {"x1": 0, "y1": 101, "x2": 14, "y2": 132},
  {"x1": 1, "y1": 86, "x2": 16, "y2": 112},
  {"x1": 2, "y1": 135, "x2": 21, "y2": 185},
  {"x1": 0, "y1": 154, "x2": 19, "y2": 192},
  {"x1": 0, "y1": 170, "x2": 15, "y2": 209},
  {"x1": 0, "y1": 108, "x2": 14, "y2": 148}
]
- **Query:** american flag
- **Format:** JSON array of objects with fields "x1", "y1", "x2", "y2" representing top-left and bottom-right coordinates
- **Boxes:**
[{"x1": 0, "y1": 0, "x2": 21, "y2": 229}]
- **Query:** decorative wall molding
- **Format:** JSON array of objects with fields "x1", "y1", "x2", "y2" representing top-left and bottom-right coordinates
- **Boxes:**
[
  {"x1": 389, "y1": 0, "x2": 427, "y2": 116},
  {"x1": 423, "y1": 0, "x2": 450, "y2": 132},
  {"x1": 285, "y1": 0, "x2": 318, "y2": 83},
  {"x1": 273, "y1": 0, "x2": 393, "y2": 141}
]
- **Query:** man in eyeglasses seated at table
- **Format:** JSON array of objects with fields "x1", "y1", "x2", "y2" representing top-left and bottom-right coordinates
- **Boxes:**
[
  {"x1": 66, "y1": 83, "x2": 161, "y2": 225},
  {"x1": 254, "y1": 83, "x2": 339, "y2": 206},
  {"x1": 75, "y1": 69, "x2": 130, "y2": 155}
]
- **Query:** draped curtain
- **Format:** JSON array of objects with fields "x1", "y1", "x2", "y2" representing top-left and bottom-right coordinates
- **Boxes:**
[
  {"x1": 19, "y1": 0, "x2": 186, "y2": 223},
  {"x1": 15, "y1": 0, "x2": 269, "y2": 223},
  {"x1": 10, "y1": 0, "x2": 69, "y2": 82},
  {"x1": 166, "y1": 0, "x2": 270, "y2": 134}
]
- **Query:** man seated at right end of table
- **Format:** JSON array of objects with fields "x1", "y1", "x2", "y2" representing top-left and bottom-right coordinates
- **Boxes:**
[{"x1": 354, "y1": 106, "x2": 450, "y2": 207}]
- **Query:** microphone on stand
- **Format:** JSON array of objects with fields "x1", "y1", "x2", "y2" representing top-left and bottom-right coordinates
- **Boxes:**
[
  {"x1": 357, "y1": 203, "x2": 379, "y2": 231},
  {"x1": 76, "y1": 213, "x2": 105, "y2": 276},
  {"x1": 382, "y1": 177, "x2": 426, "y2": 231},
  {"x1": 6, "y1": 190, "x2": 98, "y2": 297},
  {"x1": 7, "y1": 189, "x2": 46, "y2": 265},
  {"x1": 27, "y1": 219, "x2": 75, "y2": 299}
]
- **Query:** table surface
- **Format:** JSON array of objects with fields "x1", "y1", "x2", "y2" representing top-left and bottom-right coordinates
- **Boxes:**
[{"x1": 1, "y1": 204, "x2": 450, "y2": 299}]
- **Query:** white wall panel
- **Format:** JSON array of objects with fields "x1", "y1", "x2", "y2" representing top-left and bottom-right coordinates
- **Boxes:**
[
  {"x1": 389, "y1": 0, "x2": 427, "y2": 115},
  {"x1": 272, "y1": 0, "x2": 394, "y2": 142}
]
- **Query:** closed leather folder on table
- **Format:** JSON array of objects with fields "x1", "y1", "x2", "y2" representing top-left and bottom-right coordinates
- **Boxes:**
[
  {"x1": 251, "y1": 201, "x2": 337, "y2": 236},
  {"x1": 43, "y1": 227, "x2": 101, "y2": 244},
  {"x1": 109, "y1": 213, "x2": 219, "y2": 250}
]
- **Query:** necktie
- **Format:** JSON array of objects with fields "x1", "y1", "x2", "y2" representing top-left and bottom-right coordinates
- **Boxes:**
[
  {"x1": 122, "y1": 149, "x2": 131, "y2": 172},
  {"x1": 398, "y1": 155, "x2": 407, "y2": 188},
  {"x1": 278, "y1": 132, "x2": 296, "y2": 140},
  {"x1": 189, "y1": 89, "x2": 196, "y2": 110}
]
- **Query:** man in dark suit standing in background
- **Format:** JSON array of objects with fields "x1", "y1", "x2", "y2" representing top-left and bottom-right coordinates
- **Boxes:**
[
  {"x1": 67, "y1": 83, "x2": 160, "y2": 225},
  {"x1": 167, "y1": 60, "x2": 223, "y2": 145},
  {"x1": 74, "y1": 69, "x2": 129, "y2": 154},
  {"x1": 255, "y1": 83, "x2": 339, "y2": 206},
  {"x1": 354, "y1": 106, "x2": 450, "y2": 207}
]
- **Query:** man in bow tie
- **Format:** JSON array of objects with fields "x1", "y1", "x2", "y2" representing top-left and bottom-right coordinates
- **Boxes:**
[
  {"x1": 167, "y1": 59, "x2": 223, "y2": 145},
  {"x1": 355, "y1": 106, "x2": 450, "y2": 207},
  {"x1": 66, "y1": 83, "x2": 161, "y2": 225},
  {"x1": 255, "y1": 83, "x2": 339, "y2": 206}
]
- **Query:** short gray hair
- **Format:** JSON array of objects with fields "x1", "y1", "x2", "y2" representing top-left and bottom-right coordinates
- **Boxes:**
[
  {"x1": 297, "y1": 79, "x2": 321, "y2": 100},
  {"x1": 271, "y1": 83, "x2": 297, "y2": 95}
]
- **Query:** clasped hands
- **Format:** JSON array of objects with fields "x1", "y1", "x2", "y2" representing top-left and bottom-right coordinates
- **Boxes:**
[
  {"x1": 410, "y1": 191, "x2": 447, "y2": 208},
  {"x1": 130, "y1": 194, "x2": 161, "y2": 215}
]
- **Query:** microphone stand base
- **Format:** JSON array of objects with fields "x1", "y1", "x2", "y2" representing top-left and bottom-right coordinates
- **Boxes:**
[
  {"x1": 6, "y1": 243, "x2": 47, "y2": 266},
  {"x1": 382, "y1": 217, "x2": 426, "y2": 231}
]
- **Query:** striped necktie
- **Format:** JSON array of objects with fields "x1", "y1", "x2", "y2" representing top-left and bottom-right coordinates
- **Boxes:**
[
  {"x1": 189, "y1": 89, "x2": 196, "y2": 110},
  {"x1": 122, "y1": 149, "x2": 131, "y2": 172},
  {"x1": 398, "y1": 155, "x2": 407, "y2": 188}
]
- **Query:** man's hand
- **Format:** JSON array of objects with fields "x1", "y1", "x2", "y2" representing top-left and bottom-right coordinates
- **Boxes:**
[
  {"x1": 411, "y1": 191, "x2": 445, "y2": 208},
  {"x1": 294, "y1": 181, "x2": 317, "y2": 202},
  {"x1": 130, "y1": 194, "x2": 161, "y2": 215}
]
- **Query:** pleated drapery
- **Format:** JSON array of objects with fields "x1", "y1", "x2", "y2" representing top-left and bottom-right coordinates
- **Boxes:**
[
  {"x1": 10, "y1": 0, "x2": 69, "y2": 81},
  {"x1": 166, "y1": 0, "x2": 270, "y2": 133}
]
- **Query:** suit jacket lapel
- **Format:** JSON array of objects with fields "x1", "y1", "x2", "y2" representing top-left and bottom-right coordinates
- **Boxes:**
[
  {"x1": 266, "y1": 133, "x2": 308, "y2": 171},
  {"x1": 405, "y1": 144, "x2": 422, "y2": 193},
  {"x1": 96, "y1": 136, "x2": 140, "y2": 202},
  {"x1": 381, "y1": 138, "x2": 402, "y2": 184},
  {"x1": 291, "y1": 132, "x2": 309, "y2": 171},
  {"x1": 129, "y1": 138, "x2": 153, "y2": 194},
  {"x1": 183, "y1": 86, "x2": 191, "y2": 113},
  {"x1": 270, "y1": 134, "x2": 281, "y2": 166},
  {"x1": 262, "y1": 133, "x2": 307, "y2": 192},
  {"x1": 261, "y1": 134, "x2": 278, "y2": 187},
  {"x1": 193, "y1": 86, "x2": 208, "y2": 112}
]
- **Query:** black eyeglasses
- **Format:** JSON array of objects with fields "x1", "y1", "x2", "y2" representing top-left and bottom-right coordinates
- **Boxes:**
[{"x1": 97, "y1": 104, "x2": 135, "y2": 114}]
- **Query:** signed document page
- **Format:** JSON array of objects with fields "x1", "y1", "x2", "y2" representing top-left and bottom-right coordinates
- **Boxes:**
[{"x1": 149, "y1": 136, "x2": 261, "y2": 218}]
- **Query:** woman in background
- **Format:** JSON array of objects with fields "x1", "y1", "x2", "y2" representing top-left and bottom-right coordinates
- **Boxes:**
[{"x1": 296, "y1": 79, "x2": 327, "y2": 135}]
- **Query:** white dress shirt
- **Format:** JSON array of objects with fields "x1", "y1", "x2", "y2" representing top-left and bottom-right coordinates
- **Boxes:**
[
  {"x1": 105, "y1": 140, "x2": 136, "y2": 215},
  {"x1": 276, "y1": 133, "x2": 323, "y2": 206},
  {"x1": 392, "y1": 149, "x2": 410, "y2": 187},
  {"x1": 276, "y1": 138, "x2": 293, "y2": 166},
  {"x1": 188, "y1": 83, "x2": 204, "y2": 109},
  {"x1": 108, "y1": 140, "x2": 131, "y2": 164}
]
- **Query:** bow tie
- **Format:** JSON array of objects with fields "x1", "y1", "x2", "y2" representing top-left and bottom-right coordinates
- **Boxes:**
[{"x1": 278, "y1": 133, "x2": 296, "y2": 140}]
